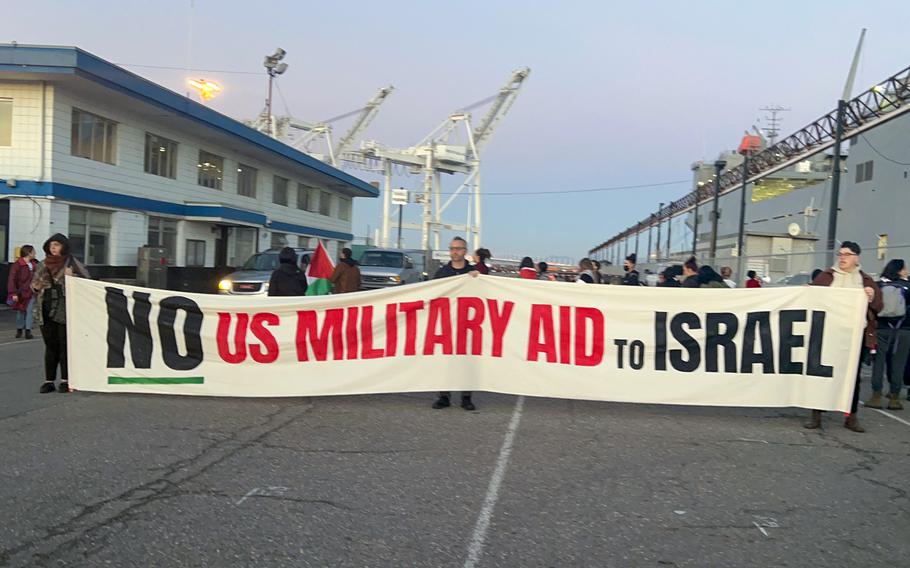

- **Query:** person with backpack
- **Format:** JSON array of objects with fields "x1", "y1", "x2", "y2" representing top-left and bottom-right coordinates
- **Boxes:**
[{"x1": 867, "y1": 259, "x2": 910, "y2": 410}]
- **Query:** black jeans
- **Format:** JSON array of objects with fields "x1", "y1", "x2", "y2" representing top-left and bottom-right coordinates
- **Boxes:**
[
  {"x1": 41, "y1": 322, "x2": 68, "y2": 382},
  {"x1": 850, "y1": 346, "x2": 866, "y2": 415}
]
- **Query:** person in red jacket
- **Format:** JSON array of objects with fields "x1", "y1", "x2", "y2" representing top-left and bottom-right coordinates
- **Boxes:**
[
  {"x1": 745, "y1": 270, "x2": 762, "y2": 288},
  {"x1": 7, "y1": 245, "x2": 38, "y2": 339},
  {"x1": 804, "y1": 241, "x2": 882, "y2": 432}
]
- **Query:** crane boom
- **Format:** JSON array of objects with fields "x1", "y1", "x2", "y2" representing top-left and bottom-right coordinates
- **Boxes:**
[
  {"x1": 333, "y1": 86, "x2": 394, "y2": 159},
  {"x1": 471, "y1": 67, "x2": 530, "y2": 152}
]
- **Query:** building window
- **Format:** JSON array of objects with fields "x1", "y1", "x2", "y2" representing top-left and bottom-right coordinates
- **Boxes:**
[
  {"x1": 855, "y1": 160, "x2": 874, "y2": 183},
  {"x1": 148, "y1": 216, "x2": 178, "y2": 260},
  {"x1": 298, "y1": 184, "x2": 318, "y2": 212},
  {"x1": 69, "y1": 206, "x2": 111, "y2": 264},
  {"x1": 0, "y1": 99, "x2": 11, "y2": 146},
  {"x1": 237, "y1": 164, "x2": 258, "y2": 198},
  {"x1": 273, "y1": 176, "x2": 289, "y2": 206},
  {"x1": 186, "y1": 240, "x2": 206, "y2": 267},
  {"x1": 271, "y1": 232, "x2": 288, "y2": 248},
  {"x1": 144, "y1": 133, "x2": 178, "y2": 178},
  {"x1": 319, "y1": 191, "x2": 332, "y2": 216},
  {"x1": 71, "y1": 108, "x2": 117, "y2": 164},
  {"x1": 230, "y1": 227, "x2": 257, "y2": 266},
  {"x1": 338, "y1": 197, "x2": 351, "y2": 221},
  {"x1": 197, "y1": 150, "x2": 224, "y2": 189}
]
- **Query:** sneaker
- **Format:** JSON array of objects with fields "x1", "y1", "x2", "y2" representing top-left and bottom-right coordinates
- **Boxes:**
[
  {"x1": 39, "y1": 381, "x2": 56, "y2": 394},
  {"x1": 58, "y1": 381, "x2": 70, "y2": 393},
  {"x1": 461, "y1": 397, "x2": 476, "y2": 411},
  {"x1": 15, "y1": 329, "x2": 23, "y2": 338},
  {"x1": 24, "y1": 330, "x2": 34, "y2": 340},
  {"x1": 432, "y1": 395, "x2": 451, "y2": 409}
]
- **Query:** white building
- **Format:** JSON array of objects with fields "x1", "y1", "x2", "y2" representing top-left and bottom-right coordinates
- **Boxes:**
[{"x1": 0, "y1": 44, "x2": 377, "y2": 283}]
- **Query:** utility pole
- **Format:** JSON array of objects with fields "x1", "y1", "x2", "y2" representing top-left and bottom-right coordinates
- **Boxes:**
[
  {"x1": 826, "y1": 28, "x2": 866, "y2": 266},
  {"x1": 655, "y1": 203, "x2": 664, "y2": 261},
  {"x1": 647, "y1": 215, "x2": 653, "y2": 262},
  {"x1": 708, "y1": 160, "x2": 727, "y2": 263},
  {"x1": 736, "y1": 134, "x2": 761, "y2": 283}
]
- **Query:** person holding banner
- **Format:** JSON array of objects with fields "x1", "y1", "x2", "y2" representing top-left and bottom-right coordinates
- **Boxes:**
[
  {"x1": 622, "y1": 254, "x2": 641, "y2": 286},
  {"x1": 681, "y1": 257, "x2": 700, "y2": 288},
  {"x1": 432, "y1": 236, "x2": 478, "y2": 411},
  {"x1": 805, "y1": 241, "x2": 882, "y2": 432},
  {"x1": 31, "y1": 234, "x2": 90, "y2": 394}
]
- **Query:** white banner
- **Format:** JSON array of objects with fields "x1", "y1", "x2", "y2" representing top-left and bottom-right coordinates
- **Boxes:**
[{"x1": 67, "y1": 275, "x2": 868, "y2": 411}]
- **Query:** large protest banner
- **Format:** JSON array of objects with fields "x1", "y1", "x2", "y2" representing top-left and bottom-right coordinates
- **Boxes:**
[{"x1": 67, "y1": 275, "x2": 868, "y2": 411}]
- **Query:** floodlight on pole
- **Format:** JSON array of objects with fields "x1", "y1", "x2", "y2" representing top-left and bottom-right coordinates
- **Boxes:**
[{"x1": 263, "y1": 48, "x2": 288, "y2": 137}]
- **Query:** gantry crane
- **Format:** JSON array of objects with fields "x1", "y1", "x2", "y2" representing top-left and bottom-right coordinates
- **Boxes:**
[{"x1": 352, "y1": 67, "x2": 530, "y2": 252}]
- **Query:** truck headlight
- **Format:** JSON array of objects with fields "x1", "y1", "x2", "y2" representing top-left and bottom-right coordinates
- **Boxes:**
[
  {"x1": 388, "y1": 275, "x2": 401, "y2": 283},
  {"x1": 218, "y1": 279, "x2": 231, "y2": 291}
]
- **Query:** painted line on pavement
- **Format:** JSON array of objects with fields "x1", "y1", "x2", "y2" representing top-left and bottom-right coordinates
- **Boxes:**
[
  {"x1": 464, "y1": 395, "x2": 525, "y2": 568},
  {"x1": 868, "y1": 407, "x2": 910, "y2": 428}
]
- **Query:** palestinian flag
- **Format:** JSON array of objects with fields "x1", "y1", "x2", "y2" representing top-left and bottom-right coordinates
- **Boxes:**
[{"x1": 306, "y1": 241, "x2": 335, "y2": 296}]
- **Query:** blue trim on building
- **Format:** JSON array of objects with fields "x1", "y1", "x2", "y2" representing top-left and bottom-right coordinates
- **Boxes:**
[
  {"x1": 0, "y1": 44, "x2": 379, "y2": 198},
  {"x1": 0, "y1": 180, "x2": 354, "y2": 241}
]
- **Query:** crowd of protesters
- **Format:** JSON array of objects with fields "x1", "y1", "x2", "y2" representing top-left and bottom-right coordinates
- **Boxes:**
[{"x1": 7, "y1": 232, "x2": 909, "y2": 428}]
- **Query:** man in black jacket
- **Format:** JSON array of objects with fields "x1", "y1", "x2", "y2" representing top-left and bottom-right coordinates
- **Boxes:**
[
  {"x1": 432, "y1": 236, "x2": 478, "y2": 410},
  {"x1": 681, "y1": 256, "x2": 700, "y2": 288},
  {"x1": 622, "y1": 254, "x2": 641, "y2": 286}
]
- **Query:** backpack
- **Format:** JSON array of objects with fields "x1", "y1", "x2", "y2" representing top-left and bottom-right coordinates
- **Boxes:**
[{"x1": 879, "y1": 282, "x2": 908, "y2": 319}]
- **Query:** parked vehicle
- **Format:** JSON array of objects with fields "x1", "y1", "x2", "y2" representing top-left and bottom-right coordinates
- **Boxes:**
[
  {"x1": 770, "y1": 272, "x2": 813, "y2": 287},
  {"x1": 218, "y1": 248, "x2": 313, "y2": 295},
  {"x1": 359, "y1": 248, "x2": 423, "y2": 290}
]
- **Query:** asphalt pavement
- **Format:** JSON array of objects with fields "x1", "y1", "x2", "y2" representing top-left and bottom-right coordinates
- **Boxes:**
[{"x1": 1, "y1": 316, "x2": 909, "y2": 567}]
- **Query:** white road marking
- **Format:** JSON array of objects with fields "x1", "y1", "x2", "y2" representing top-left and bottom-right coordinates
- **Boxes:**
[
  {"x1": 753, "y1": 522, "x2": 769, "y2": 537},
  {"x1": 868, "y1": 407, "x2": 910, "y2": 428},
  {"x1": 463, "y1": 396, "x2": 525, "y2": 568},
  {"x1": 235, "y1": 487, "x2": 260, "y2": 506}
]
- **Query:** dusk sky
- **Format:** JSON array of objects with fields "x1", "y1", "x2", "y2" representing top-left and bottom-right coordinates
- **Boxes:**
[{"x1": 7, "y1": 0, "x2": 910, "y2": 260}]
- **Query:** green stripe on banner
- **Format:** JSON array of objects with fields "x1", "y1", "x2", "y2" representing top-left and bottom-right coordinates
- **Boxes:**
[{"x1": 108, "y1": 377, "x2": 205, "y2": 385}]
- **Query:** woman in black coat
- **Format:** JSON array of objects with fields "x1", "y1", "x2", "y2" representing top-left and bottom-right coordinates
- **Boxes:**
[{"x1": 268, "y1": 247, "x2": 308, "y2": 296}]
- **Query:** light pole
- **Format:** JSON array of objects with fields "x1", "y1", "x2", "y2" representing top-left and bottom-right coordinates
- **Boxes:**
[
  {"x1": 655, "y1": 203, "x2": 664, "y2": 261},
  {"x1": 263, "y1": 48, "x2": 288, "y2": 137},
  {"x1": 708, "y1": 159, "x2": 727, "y2": 263},
  {"x1": 736, "y1": 135, "x2": 760, "y2": 282}
]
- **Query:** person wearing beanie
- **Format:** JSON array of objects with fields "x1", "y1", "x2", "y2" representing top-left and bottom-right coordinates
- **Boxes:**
[
  {"x1": 31, "y1": 233, "x2": 90, "y2": 393},
  {"x1": 622, "y1": 254, "x2": 641, "y2": 286}
]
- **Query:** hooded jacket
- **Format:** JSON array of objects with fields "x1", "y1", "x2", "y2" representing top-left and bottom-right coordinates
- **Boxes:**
[{"x1": 268, "y1": 260, "x2": 308, "y2": 297}]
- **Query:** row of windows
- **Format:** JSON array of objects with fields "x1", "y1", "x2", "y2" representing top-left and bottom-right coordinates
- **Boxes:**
[
  {"x1": 68, "y1": 207, "x2": 340, "y2": 267},
  {"x1": 66, "y1": 108, "x2": 351, "y2": 219}
]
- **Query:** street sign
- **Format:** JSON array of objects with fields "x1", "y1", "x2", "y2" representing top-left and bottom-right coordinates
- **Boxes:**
[{"x1": 391, "y1": 189, "x2": 409, "y2": 205}]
